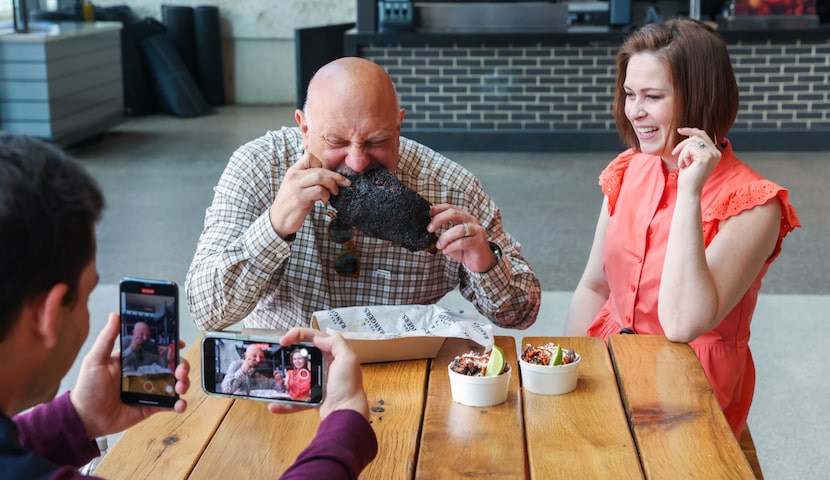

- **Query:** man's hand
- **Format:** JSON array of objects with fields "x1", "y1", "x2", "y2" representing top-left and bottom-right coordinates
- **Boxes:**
[
  {"x1": 269, "y1": 152, "x2": 351, "y2": 239},
  {"x1": 241, "y1": 357, "x2": 257, "y2": 375},
  {"x1": 267, "y1": 327, "x2": 369, "y2": 421},
  {"x1": 128, "y1": 335, "x2": 144, "y2": 352},
  {"x1": 428, "y1": 204, "x2": 499, "y2": 273},
  {"x1": 70, "y1": 313, "x2": 190, "y2": 441}
]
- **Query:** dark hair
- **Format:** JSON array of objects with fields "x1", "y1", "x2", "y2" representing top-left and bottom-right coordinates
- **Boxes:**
[
  {"x1": 0, "y1": 133, "x2": 105, "y2": 340},
  {"x1": 613, "y1": 19, "x2": 739, "y2": 151}
]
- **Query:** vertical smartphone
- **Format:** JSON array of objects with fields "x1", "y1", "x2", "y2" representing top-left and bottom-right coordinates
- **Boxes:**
[
  {"x1": 119, "y1": 277, "x2": 179, "y2": 408},
  {"x1": 201, "y1": 332, "x2": 326, "y2": 406}
]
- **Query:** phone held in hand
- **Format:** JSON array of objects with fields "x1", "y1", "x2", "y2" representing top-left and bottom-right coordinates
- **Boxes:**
[
  {"x1": 119, "y1": 277, "x2": 179, "y2": 408},
  {"x1": 201, "y1": 332, "x2": 326, "y2": 406}
]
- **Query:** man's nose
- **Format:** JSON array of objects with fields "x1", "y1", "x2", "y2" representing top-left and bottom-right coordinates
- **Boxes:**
[{"x1": 344, "y1": 145, "x2": 371, "y2": 172}]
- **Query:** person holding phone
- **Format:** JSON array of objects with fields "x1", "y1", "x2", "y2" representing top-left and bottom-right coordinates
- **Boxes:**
[
  {"x1": 271, "y1": 327, "x2": 378, "y2": 479},
  {"x1": 221, "y1": 343, "x2": 286, "y2": 395},
  {"x1": 1, "y1": 133, "x2": 376, "y2": 478},
  {"x1": 0, "y1": 133, "x2": 191, "y2": 479},
  {"x1": 284, "y1": 349, "x2": 311, "y2": 402}
]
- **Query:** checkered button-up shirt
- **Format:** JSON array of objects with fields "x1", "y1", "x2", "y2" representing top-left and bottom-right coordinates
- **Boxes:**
[{"x1": 185, "y1": 127, "x2": 541, "y2": 331}]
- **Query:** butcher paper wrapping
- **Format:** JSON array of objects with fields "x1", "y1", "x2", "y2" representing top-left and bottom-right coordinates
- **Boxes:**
[{"x1": 310, "y1": 304, "x2": 495, "y2": 364}]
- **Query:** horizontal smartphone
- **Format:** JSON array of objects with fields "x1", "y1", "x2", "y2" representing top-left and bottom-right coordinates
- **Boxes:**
[
  {"x1": 201, "y1": 332, "x2": 326, "y2": 406},
  {"x1": 119, "y1": 277, "x2": 179, "y2": 408}
]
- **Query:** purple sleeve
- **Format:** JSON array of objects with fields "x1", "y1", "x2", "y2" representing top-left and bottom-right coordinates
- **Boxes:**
[
  {"x1": 280, "y1": 409, "x2": 378, "y2": 480},
  {"x1": 14, "y1": 391, "x2": 100, "y2": 469}
]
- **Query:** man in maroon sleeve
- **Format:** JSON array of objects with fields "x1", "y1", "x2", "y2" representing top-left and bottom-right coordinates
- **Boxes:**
[{"x1": 0, "y1": 133, "x2": 376, "y2": 479}]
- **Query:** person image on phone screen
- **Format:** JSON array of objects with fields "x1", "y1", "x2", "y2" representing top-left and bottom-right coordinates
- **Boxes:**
[
  {"x1": 284, "y1": 349, "x2": 311, "y2": 402},
  {"x1": 121, "y1": 321, "x2": 170, "y2": 371},
  {"x1": 221, "y1": 344, "x2": 285, "y2": 395}
]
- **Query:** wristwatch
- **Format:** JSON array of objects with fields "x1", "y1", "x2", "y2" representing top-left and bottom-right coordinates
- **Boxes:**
[{"x1": 488, "y1": 241, "x2": 503, "y2": 263}]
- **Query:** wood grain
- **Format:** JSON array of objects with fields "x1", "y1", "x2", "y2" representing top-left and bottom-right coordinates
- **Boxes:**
[
  {"x1": 189, "y1": 397, "x2": 320, "y2": 477},
  {"x1": 416, "y1": 337, "x2": 525, "y2": 479},
  {"x1": 94, "y1": 337, "x2": 233, "y2": 479},
  {"x1": 608, "y1": 334, "x2": 756, "y2": 479},
  {"x1": 361, "y1": 359, "x2": 430, "y2": 480},
  {"x1": 521, "y1": 337, "x2": 644, "y2": 479}
]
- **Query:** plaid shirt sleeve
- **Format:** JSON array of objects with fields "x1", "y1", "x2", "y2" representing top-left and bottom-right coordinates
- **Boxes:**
[{"x1": 185, "y1": 130, "x2": 299, "y2": 331}]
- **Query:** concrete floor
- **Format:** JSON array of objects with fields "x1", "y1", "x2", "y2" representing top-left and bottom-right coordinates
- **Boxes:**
[{"x1": 59, "y1": 105, "x2": 828, "y2": 478}]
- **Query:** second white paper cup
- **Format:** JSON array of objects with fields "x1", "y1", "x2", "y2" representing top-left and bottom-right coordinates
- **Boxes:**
[
  {"x1": 519, "y1": 354, "x2": 581, "y2": 395},
  {"x1": 447, "y1": 363, "x2": 511, "y2": 407}
]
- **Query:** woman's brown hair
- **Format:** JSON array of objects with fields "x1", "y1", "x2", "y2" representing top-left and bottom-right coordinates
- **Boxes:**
[{"x1": 613, "y1": 19, "x2": 739, "y2": 152}]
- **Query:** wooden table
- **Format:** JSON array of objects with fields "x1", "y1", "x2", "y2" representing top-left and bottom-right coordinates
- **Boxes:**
[{"x1": 95, "y1": 335, "x2": 756, "y2": 479}]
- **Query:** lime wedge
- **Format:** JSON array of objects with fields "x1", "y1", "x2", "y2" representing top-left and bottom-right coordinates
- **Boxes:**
[
  {"x1": 485, "y1": 345, "x2": 505, "y2": 376},
  {"x1": 550, "y1": 345, "x2": 563, "y2": 366}
]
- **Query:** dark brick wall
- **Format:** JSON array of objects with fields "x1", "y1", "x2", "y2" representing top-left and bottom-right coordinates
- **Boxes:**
[{"x1": 359, "y1": 38, "x2": 830, "y2": 150}]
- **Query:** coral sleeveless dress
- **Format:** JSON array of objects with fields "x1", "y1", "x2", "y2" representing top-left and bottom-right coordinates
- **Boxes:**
[
  {"x1": 587, "y1": 140, "x2": 800, "y2": 436},
  {"x1": 287, "y1": 368, "x2": 312, "y2": 401}
]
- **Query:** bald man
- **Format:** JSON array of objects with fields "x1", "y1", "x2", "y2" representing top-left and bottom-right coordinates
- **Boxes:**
[
  {"x1": 220, "y1": 344, "x2": 285, "y2": 395},
  {"x1": 186, "y1": 57, "x2": 541, "y2": 332},
  {"x1": 121, "y1": 321, "x2": 169, "y2": 370}
]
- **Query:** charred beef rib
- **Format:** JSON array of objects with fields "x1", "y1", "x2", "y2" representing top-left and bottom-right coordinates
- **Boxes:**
[{"x1": 330, "y1": 167, "x2": 437, "y2": 252}]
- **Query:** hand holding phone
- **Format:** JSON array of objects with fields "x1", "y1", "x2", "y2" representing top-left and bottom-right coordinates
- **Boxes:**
[
  {"x1": 201, "y1": 332, "x2": 326, "y2": 406},
  {"x1": 268, "y1": 327, "x2": 370, "y2": 421},
  {"x1": 119, "y1": 277, "x2": 180, "y2": 408}
]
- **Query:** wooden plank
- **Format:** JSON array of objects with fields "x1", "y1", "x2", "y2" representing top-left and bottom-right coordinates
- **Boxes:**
[
  {"x1": 608, "y1": 335, "x2": 756, "y2": 479},
  {"x1": 740, "y1": 426, "x2": 764, "y2": 479},
  {"x1": 521, "y1": 337, "x2": 644, "y2": 479},
  {"x1": 94, "y1": 338, "x2": 234, "y2": 480},
  {"x1": 416, "y1": 337, "x2": 525, "y2": 479},
  {"x1": 358, "y1": 359, "x2": 429, "y2": 480},
  {"x1": 190, "y1": 357, "x2": 428, "y2": 479},
  {"x1": 189, "y1": 397, "x2": 321, "y2": 478}
]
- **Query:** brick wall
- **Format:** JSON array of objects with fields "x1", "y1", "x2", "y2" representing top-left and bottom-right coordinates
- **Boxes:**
[{"x1": 361, "y1": 38, "x2": 830, "y2": 143}]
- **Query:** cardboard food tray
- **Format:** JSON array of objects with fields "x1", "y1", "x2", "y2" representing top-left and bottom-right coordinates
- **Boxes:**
[{"x1": 242, "y1": 323, "x2": 446, "y2": 364}]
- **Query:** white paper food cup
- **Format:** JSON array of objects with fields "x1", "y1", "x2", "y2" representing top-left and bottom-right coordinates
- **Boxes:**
[
  {"x1": 519, "y1": 354, "x2": 581, "y2": 395},
  {"x1": 447, "y1": 363, "x2": 511, "y2": 407}
]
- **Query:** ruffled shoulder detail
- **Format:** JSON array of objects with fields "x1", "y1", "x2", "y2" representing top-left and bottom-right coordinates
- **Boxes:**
[
  {"x1": 598, "y1": 149, "x2": 636, "y2": 214},
  {"x1": 703, "y1": 180, "x2": 801, "y2": 259}
]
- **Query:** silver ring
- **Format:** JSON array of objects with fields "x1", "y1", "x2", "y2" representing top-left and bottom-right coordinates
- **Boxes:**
[
  {"x1": 697, "y1": 141, "x2": 706, "y2": 149},
  {"x1": 463, "y1": 222, "x2": 471, "y2": 237}
]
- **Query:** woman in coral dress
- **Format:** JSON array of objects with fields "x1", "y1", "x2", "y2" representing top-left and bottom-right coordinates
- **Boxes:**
[{"x1": 564, "y1": 19, "x2": 800, "y2": 438}]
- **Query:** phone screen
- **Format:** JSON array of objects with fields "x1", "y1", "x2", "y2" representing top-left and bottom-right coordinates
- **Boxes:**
[
  {"x1": 201, "y1": 333, "x2": 326, "y2": 405},
  {"x1": 119, "y1": 277, "x2": 179, "y2": 408}
]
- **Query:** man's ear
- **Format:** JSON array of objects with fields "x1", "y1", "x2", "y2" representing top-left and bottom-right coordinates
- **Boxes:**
[
  {"x1": 35, "y1": 283, "x2": 70, "y2": 349},
  {"x1": 295, "y1": 109, "x2": 308, "y2": 133}
]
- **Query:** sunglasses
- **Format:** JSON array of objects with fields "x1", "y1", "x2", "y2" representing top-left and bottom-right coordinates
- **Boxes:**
[{"x1": 328, "y1": 214, "x2": 359, "y2": 278}]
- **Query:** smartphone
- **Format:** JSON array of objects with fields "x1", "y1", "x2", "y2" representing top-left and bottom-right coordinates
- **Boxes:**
[
  {"x1": 119, "y1": 277, "x2": 179, "y2": 408},
  {"x1": 201, "y1": 332, "x2": 326, "y2": 406}
]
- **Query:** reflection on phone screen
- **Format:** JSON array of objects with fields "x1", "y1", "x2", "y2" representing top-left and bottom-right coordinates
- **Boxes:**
[
  {"x1": 209, "y1": 338, "x2": 323, "y2": 404},
  {"x1": 120, "y1": 290, "x2": 177, "y2": 398}
]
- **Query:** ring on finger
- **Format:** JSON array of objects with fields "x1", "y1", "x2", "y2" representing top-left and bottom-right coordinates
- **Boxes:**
[
  {"x1": 463, "y1": 222, "x2": 472, "y2": 237},
  {"x1": 697, "y1": 141, "x2": 706, "y2": 149}
]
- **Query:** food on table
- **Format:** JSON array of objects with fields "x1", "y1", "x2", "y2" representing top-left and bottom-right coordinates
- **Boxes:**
[
  {"x1": 330, "y1": 167, "x2": 438, "y2": 252},
  {"x1": 521, "y1": 342, "x2": 577, "y2": 366},
  {"x1": 450, "y1": 346, "x2": 509, "y2": 377}
]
